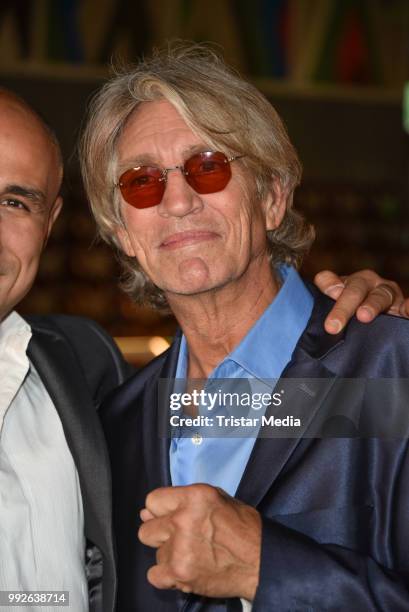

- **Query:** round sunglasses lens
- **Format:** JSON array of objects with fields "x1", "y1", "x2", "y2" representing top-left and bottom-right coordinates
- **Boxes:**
[
  {"x1": 119, "y1": 166, "x2": 164, "y2": 208},
  {"x1": 185, "y1": 152, "x2": 232, "y2": 194}
]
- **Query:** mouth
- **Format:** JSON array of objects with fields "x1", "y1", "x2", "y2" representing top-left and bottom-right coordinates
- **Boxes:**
[{"x1": 160, "y1": 230, "x2": 219, "y2": 250}]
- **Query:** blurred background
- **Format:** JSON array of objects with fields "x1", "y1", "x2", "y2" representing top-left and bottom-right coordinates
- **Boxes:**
[{"x1": 3, "y1": 0, "x2": 409, "y2": 364}]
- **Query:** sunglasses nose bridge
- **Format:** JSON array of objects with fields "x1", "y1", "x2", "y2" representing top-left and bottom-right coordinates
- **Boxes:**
[
  {"x1": 161, "y1": 163, "x2": 186, "y2": 183},
  {"x1": 158, "y1": 163, "x2": 203, "y2": 218}
]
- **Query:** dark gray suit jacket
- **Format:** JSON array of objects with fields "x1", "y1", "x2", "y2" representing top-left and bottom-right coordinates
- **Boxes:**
[{"x1": 25, "y1": 314, "x2": 133, "y2": 612}]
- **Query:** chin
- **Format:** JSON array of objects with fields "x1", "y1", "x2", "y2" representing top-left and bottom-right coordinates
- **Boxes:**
[
  {"x1": 164, "y1": 284, "x2": 210, "y2": 298},
  {"x1": 164, "y1": 277, "x2": 234, "y2": 300}
]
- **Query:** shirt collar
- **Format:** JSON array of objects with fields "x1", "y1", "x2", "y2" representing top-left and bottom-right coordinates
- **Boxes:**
[
  {"x1": 0, "y1": 311, "x2": 32, "y2": 359},
  {"x1": 228, "y1": 266, "x2": 313, "y2": 381},
  {"x1": 175, "y1": 266, "x2": 313, "y2": 382}
]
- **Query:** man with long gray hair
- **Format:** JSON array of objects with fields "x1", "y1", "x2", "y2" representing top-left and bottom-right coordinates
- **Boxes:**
[{"x1": 81, "y1": 44, "x2": 409, "y2": 610}]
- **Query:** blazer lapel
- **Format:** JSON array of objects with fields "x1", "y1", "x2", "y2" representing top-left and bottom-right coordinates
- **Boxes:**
[
  {"x1": 139, "y1": 338, "x2": 192, "y2": 611},
  {"x1": 236, "y1": 288, "x2": 346, "y2": 508},
  {"x1": 141, "y1": 334, "x2": 182, "y2": 493},
  {"x1": 27, "y1": 327, "x2": 114, "y2": 564},
  {"x1": 236, "y1": 355, "x2": 340, "y2": 507}
]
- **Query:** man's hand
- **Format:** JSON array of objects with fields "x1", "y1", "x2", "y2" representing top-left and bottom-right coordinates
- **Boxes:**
[
  {"x1": 138, "y1": 484, "x2": 261, "y2": 601},
  {"x1": 314, "y1": 269, "x2": 409, "y2": 334}
]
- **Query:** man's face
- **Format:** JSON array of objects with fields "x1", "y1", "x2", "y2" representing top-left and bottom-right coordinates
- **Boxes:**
[
  {"x1": 0, "y1": 97, "x2": 62, "y2": 321},
  {"x1": 116, "y1": 99, "x2": 285, "y2": 300}
]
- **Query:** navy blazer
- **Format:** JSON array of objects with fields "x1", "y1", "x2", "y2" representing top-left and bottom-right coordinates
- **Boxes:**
[{"x1": 101, "y1": 286, "x2": 409, "y2": 611}]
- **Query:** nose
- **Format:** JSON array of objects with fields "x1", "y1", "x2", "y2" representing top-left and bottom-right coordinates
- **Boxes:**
[{"x1": 157, "y1": 168, "x2": 203, "y2": 219}]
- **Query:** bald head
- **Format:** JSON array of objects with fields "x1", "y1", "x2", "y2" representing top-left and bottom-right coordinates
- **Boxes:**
[
  {"x1": 0, "y1": 88, "x2": 63, "y2": 196},
  {"x1": 0, "y1": 88, "x2": 64, "y2": 320}
]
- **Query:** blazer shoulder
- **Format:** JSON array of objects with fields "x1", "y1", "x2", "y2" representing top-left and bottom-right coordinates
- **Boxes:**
[
  {"x1": 344, "y1": 311, "x2": 409, "y2": 348},
  {"x1": 305, "y1": 284, "x2": 409, "y2": 344},
  {"x1": 102, "y1": 347, "x2": 170, "y2": 408},
  {"x1": 297, "y1": 286, "x2": 409, "y2": 377},
  {"x1": 102, "y1": 328, "x2": 181, "y2": 405},
  {"x1": 99, "y1": 331, "x2": 183, "y2": 433},
  {"x1": 27, "y1": 313, "x2": 109, "y2": 339},
  {"x1": 325, "y1": 313, "x2": 409, "y2": 377},
  {"x1": 26, "y1": 314, "x2": 134, "y2": 394}
]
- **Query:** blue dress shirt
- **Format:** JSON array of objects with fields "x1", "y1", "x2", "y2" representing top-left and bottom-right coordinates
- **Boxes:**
[{"x1": 170, "y1": 266, "x2": 314, "y2": 496}]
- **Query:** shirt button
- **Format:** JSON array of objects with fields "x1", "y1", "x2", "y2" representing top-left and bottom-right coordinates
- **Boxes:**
[{"x1": 191, "y1": 432, "x2": 202, "y2": 445}]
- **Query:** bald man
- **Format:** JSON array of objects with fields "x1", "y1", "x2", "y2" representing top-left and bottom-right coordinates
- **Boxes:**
[{"x1": 0, "y1": 90, "x2": 132, "y2": 612}]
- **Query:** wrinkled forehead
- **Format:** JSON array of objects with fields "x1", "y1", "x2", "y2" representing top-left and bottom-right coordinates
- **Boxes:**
[
  {"x1": 116, "y1": 100, "x2": 220, "y2": 174},
  {"x1": 118, "y1": 100, "x2": 195, "y2": 148}
]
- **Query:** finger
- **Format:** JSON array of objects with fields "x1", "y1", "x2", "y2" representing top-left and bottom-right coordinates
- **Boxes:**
[
  {"x1": 381, "y1": 281, "x2": 404, "y2": 315},
  {"x1": 145, "y1": 483, "x2": 218, "y2": 517},
  {"x1": 140, "y1": 508, "x2": 155, "y2": 522},
  {"x1": 324, "y1": 279, "x2": 371, "y2": 334},
  {"x1": 355, "y1": 284, "x2": 395, "y2": 323},
  {"x1": 147, "y1": 564, "x2": 178, "y2": 590},
  {"x1": 145, "y1": 486, "x2": 187, "y2": 517},
  {"x1": 376, "y1": 280, "x2": 404, "y2": 313},
  {"x1": 138, "y1": 516, "x2": 173, "y2": 547},
  {"x1": 400, "y1": 297, "x2": 409, "y2": 318},
  {"x1": 314, "y1": 270, "x2": 345, "y2": 300},
  {"x1": 147, "y1": 563, "x2": 193, "y2": 593}
]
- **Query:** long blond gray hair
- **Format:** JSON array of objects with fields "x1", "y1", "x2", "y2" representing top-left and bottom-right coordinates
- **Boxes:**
[{"x1": 80, "y1": 42, "x2": 314, "y2": 309}]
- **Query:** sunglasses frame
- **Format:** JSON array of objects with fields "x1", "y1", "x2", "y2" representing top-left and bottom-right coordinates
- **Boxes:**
[{"x1": 115, "y1": 150, "x2": 244, "y2": 209}]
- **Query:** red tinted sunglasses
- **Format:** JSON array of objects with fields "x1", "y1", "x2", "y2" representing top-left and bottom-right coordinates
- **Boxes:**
[{"x1": 116, "y1": 150, "x2": 244, "y2": 209}]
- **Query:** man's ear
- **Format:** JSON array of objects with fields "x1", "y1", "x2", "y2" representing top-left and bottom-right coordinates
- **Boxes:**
[
  {"x1": 43, "y1": 195, "x2": 63, "y2": 247},
  {"x1": 116, "y1": 225, "x2": 136, "y2": 257},
  {"x1": 264, "y1": 179, "x2": 287, "y2": 231}
]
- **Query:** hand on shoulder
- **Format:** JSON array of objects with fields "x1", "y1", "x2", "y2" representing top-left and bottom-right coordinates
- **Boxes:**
[{"x1": 314, "y1": 269, "x2": 409, "y2": 334}]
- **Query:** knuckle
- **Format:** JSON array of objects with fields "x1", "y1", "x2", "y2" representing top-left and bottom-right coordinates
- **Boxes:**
[
  {"x1": 342, "y1": 284, "x2": 364, "y2": 300},
  {"x1": 147, "y1": 565, "x2": 162, "y2": 587},
  {"x1": 171, "y1": 556, "x2": 194, "y2": 582},
  {"x1": 314, "y1": 270, "x2": 334, "y2": 284},
  {"x1": 364, "y1": 295, "x2": 384, "y2": 311},
  {"x1": 172, "y1": 511, "x2": 187, "y2": 530},
  {"x1": 188, "y1": 483, "x2": 215, "y2": 502},
  {"x1": 215, "y1": 486, "x2": 231, "y2": 500},
  {"x1": 375, "y1": 284, "x2": 394, "y2": 296},
  {"x1": 202, "y1": 483, "x2": 220, "y2": 503},
  {"x1": 372, "y1": 286, "x2": 394, "y2": 306},
  {"x1": 145, "y1": 490, "x2": 155, "y2": 509},
  {"x1": 137, "y1": 524, "x2": 146, "y2": 543},
  {"x1": 138, "y1": 521, "x2": 157, "y2": 545},
  {"x1": 382, "y1": 279, "x2": 399, "y2": 291},
  {"x1": 355, "y1": 268, "x2": 377, "y2": 280},
  {"x1": 376, "y1": 283, "x2": 398, "y2": 300}
]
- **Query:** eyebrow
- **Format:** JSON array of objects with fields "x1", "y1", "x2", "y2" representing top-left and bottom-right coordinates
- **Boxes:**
[
  {"x1": 2, "y1": 184, "x2": 47, "y2": 209},
  {"x1": 117, "y1": 144, "x2": 210, "y2": 171}
]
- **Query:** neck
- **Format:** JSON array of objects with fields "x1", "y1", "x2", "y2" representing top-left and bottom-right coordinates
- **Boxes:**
[{"x1": 167, "y1": 262, "x2": 280, "y2": 379}]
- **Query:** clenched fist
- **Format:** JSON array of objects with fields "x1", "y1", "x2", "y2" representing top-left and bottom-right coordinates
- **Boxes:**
[{"x1": 138, "y1": 483, "x2": 262, "y2": 601}]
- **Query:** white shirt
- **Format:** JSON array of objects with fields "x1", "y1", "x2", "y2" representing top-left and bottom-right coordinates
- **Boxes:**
[{"x1": 0, "y1": 311, "x2": 88, "y2": 612}]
